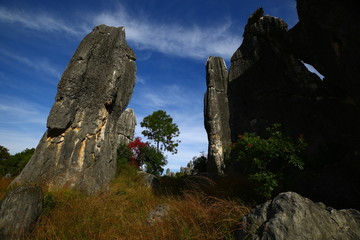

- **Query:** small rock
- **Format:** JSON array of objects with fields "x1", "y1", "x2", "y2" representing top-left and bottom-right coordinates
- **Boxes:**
[
  {"x1": 3, "y1": 173, "x2": 11, "y2": 179},
  {"x1": 147, "y1": 204, "x2": 170, "y2": 225}
]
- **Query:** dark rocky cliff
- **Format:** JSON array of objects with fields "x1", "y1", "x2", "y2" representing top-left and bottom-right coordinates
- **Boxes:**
[
  {"x1": 12, "y1": 25, "x2": 137, "y2": 195},
  {"x1": 205, "y1": 0, "x2": 360, "y2": 208}
]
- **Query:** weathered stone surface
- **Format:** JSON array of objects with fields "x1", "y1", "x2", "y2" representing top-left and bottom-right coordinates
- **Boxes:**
[
  {"x1": 117, "y1": 108, "x2": 136, "y2": 144},
  {"x1": 12, "y1": 25, "x2": 136, "y2": 194},
  {"x1": 0, "y1": 186, "x2": 43, "y2": 239},
  {"x1": 237, "y1": 192, "x2": 360, "y2": 240},
  {"x1": 204, "y1": 57, "x2": 231, "y2": 176}
]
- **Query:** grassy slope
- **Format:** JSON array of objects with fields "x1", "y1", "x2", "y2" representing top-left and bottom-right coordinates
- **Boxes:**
[{"x1": 0, "y1": 166, "x2": 250, "y2": 240}]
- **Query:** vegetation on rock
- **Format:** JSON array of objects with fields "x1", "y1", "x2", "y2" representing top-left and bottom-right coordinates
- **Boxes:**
[{"x1": 230, "y1": 124, "x2": 307, "y2": 199}]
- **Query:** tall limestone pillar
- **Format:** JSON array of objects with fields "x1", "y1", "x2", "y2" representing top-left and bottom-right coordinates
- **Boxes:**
[
  {"x1": 204, "y1": 57, "x2": 231, "y2": 176},
  {"x1": 12, "y1": 25, "x2": 137, "y2": 194}
]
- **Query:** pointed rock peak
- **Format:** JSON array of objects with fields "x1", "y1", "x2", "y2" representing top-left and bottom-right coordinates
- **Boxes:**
[
  {"x1": 244, "y1": 8, "x2": 288, "y2": 37},
  {"x1": 93, "y1": 24, "x2": 124, "y2": 33},
  {"x1": 247, "y1": 7, "x2": 264, "y2": 25}
]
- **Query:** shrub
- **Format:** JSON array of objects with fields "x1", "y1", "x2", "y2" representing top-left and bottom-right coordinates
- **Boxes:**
[
  {"x1": 43, "y1": 192, "x2": 56, "y2": 215},
  {"x1": 128, "y1": 137, "x2": 148, "y2": 167},
  {"x1": 117, "y1": 138, "x2": 167, "y2": 176},
  {"x1": 116, "y1": 143, "x2": 133, "y2": 175},
  {"x1": 231, "y1": 124, "x2": 306, "y2": 199}
]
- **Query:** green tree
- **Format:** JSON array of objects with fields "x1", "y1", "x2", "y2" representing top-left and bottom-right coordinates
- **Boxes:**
[
  {"x1": 140, "y1": 110, "x2": 180, "y2": 154},
  {"x1": 0, "y1": 145, "x2": 11, "y2": 176},
  {"x1": 192, "y1": 152, "x2": 208, "y2": 174},
  {"x1": 0, "y1": 145, "x2": 10, "y2": 161}
]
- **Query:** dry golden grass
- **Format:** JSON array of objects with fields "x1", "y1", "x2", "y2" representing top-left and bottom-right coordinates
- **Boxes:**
[{"x1": 0, "y1": 168, "x2": 250, "y2": 240}]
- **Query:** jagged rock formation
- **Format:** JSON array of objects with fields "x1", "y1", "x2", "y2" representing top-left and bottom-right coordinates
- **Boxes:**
[
  {"x1": 0, "y1": 186, "x2": 43, "y2": 240},
  {"x1": 204, "y1": 0, "x2": 360, "y2": 208},
  {"x1": 204, "y1": 57, "x2": 231, "y2": 176},
  {"x1": 290, "y1": 0, "x2": 360, "y2": 105},
  {"x1": 237, "y1": 192, "x2": 360, "y2": 240},
  {"x1": 12, "y1": 25, "x2": 136, "y2": 194}
]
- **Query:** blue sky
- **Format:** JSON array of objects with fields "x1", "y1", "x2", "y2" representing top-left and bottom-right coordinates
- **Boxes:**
[{"x1": 0, "y1": 0, "x2": 298, "y2": 171}]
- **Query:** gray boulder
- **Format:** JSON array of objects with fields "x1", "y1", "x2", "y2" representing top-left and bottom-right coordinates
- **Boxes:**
[
  {"x1": 0, "y1": 186, "x2": 43, "y2": 240},
  {"x1": 237, "y1": 192, "x2": 360, "y2": 240},
  {"x1": 12, "y1": 25, "x2": 136, "y2": 195}
]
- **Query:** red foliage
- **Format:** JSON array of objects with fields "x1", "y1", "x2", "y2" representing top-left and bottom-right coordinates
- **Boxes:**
[{"x1": 128, "y1": 137, "x2": 148, "y2": 168}]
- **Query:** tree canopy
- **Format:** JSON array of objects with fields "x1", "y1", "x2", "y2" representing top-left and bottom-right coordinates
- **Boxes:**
[
  {"x1": 140, "y1": 110, "x2": 180, "y2": 154},
  {"x1": 0, "y1": 145, "x2": 10, "y2": 162}
]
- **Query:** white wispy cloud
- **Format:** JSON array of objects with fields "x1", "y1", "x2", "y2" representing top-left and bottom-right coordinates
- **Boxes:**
[
  {"x1": 0, "y1": 95, "x2": 48, "y2": 125},
  {"x1": 0, "y1": 5, "x2": 242, "y2": 60},
  {"x1": 93, "y1": 5, "x2": 242, "y2": 60},
  {"x1": 136, "y1": 76, "x2": 146, "y2": 84},
  {"x1": 0, "y1": 6, "x2": 87, "y2": 36},
  {"x1": 0, "y1": 96, "x2": 48, "y2": 154},
  {"x1": 132, "y1": 83, "x2": 199, "y2": 110},
  {"x1": 1, "y1": 49, "x2": 62, "y2": 80}
]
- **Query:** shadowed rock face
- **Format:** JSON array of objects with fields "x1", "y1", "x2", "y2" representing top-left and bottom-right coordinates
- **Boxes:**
[
  {"x1": 290, "y1": 0, "x2": 360, "y2": 105},
  {"x1": 12, "y1": 25, "x2": 136, "y2": 194},
  {"x1": 205, "y1": 0, "x2": 360, "y2": 208}
]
